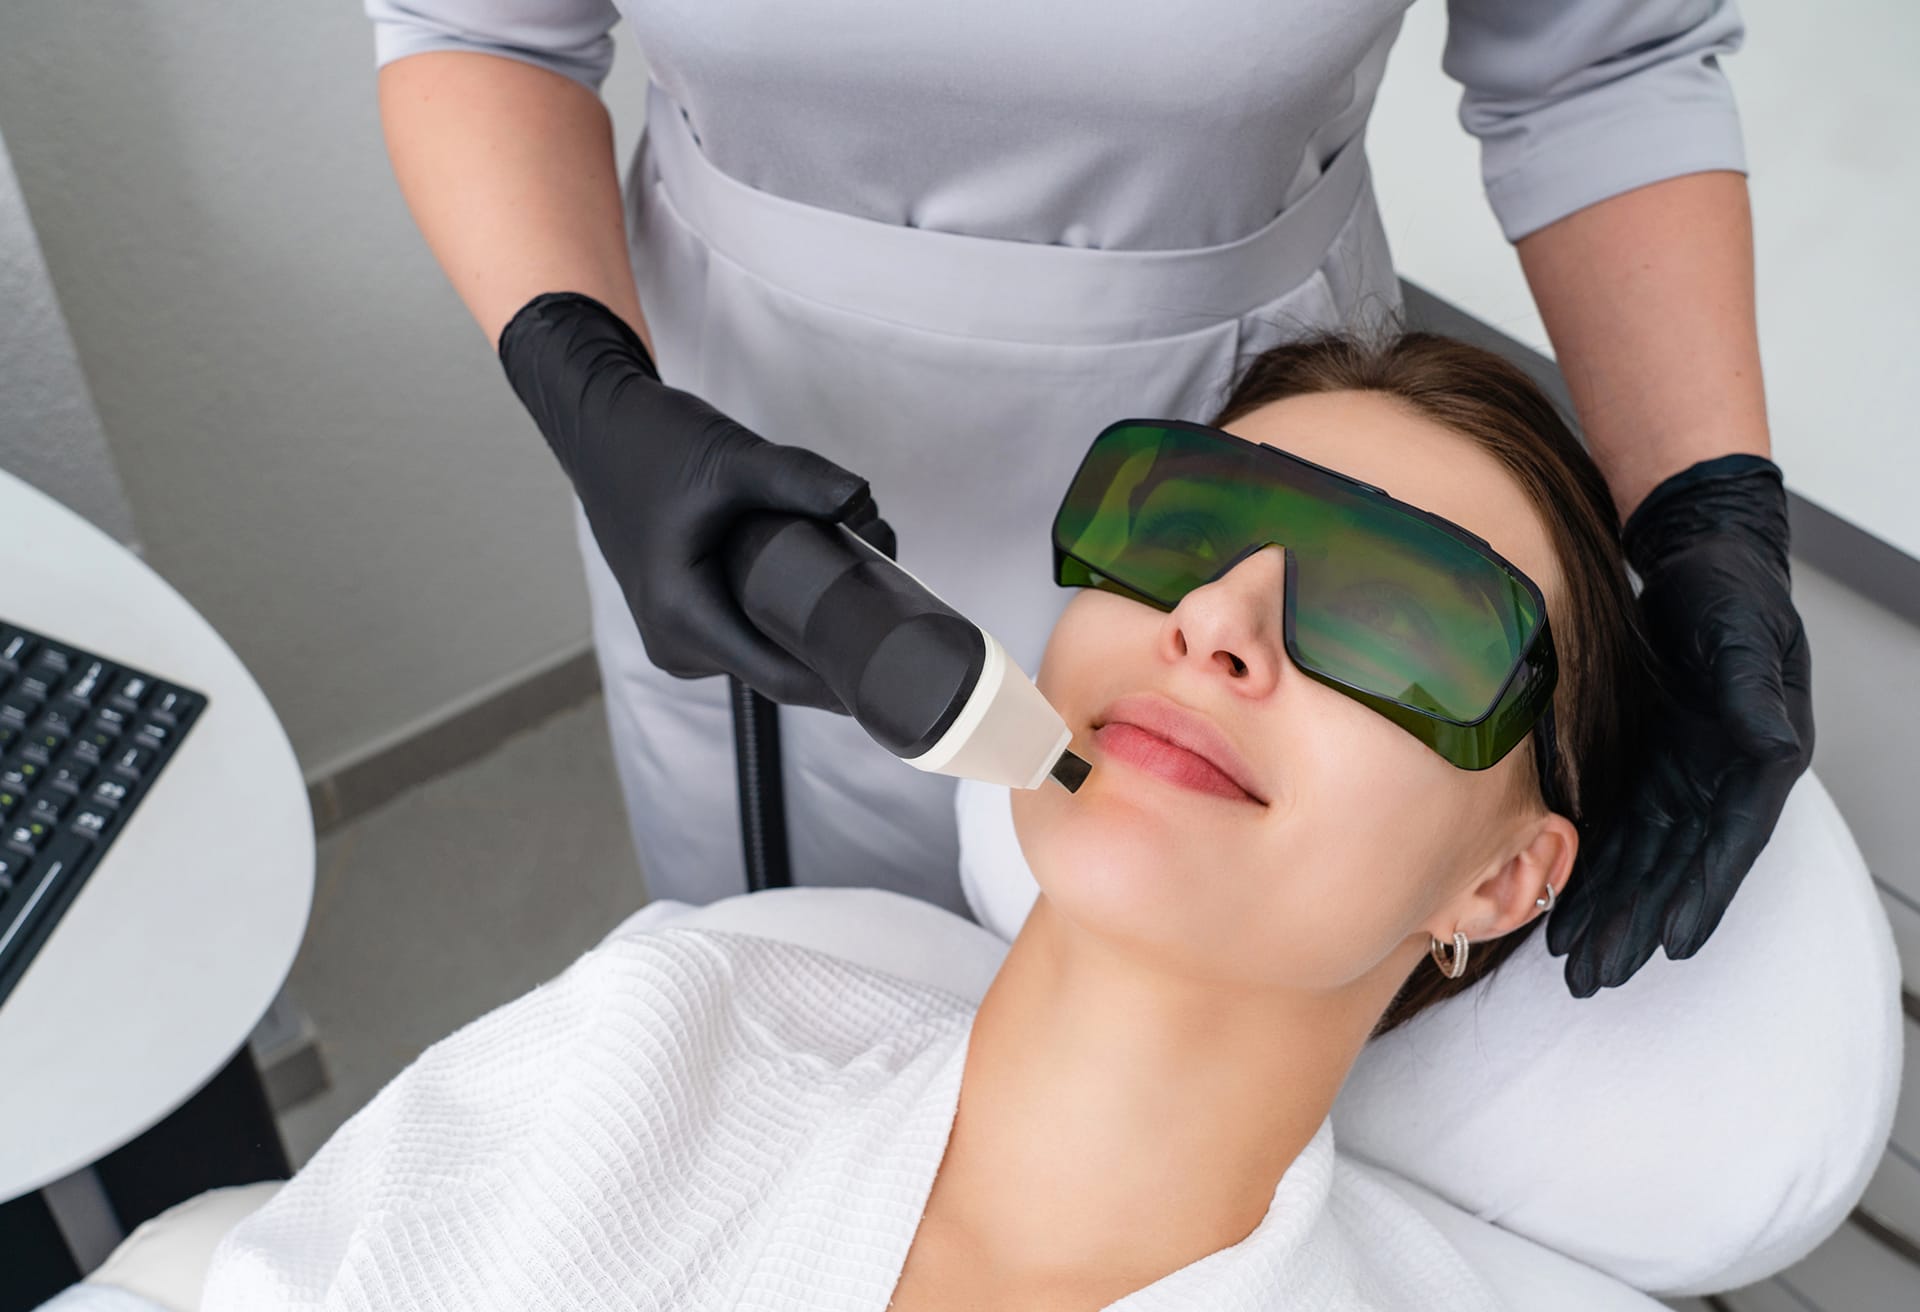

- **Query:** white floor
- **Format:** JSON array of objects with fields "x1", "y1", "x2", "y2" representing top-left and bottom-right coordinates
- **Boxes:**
[{"x1": 272, "y1": 697, "x2": 647, "y2": 1167}]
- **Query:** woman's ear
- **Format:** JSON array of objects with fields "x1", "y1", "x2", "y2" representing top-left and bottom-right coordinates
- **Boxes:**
[{"x1": 1442, "y1": 812, "x2": 1578, "y2": 942}]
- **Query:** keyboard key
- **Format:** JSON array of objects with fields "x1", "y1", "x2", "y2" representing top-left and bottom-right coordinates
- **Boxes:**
[
  {"x1": 34, "y1": 646, "x2": 72, "y2": 675},
  {"x1": 48, "y1": 764, "x2": 92, "y2": 796},
  {"x1": 0, "y1": 695, "x2": 39, "y2": 726},
  {"x1": 27, "y1": 794, "x2": 65, "y2": 826},
  {"x1": 0, "y1": 849, "x2": 18, "y2": 892},
  {"x1": 149, "y1": 688, "x2": 187, "y2": 724},
  {"x1": 69, "y1": 807, "x2": 111, "y2": 841},
  {"x1": 18, "y1": 741, "x2": 54, "y2": 768},
  {"x1": 0, "y1": 630, "x2": 29, "y2": 673},
  {"x1": 134, "y1": 721, "x2": 171, "y2": 749},
  {"x1": 26, "y1": 832, "x2": 89, "y2": 894},
  {"x1": 90, "y1": 778, "x2": 129, "y2": 809},
  {"x1": 110, "y1": 674, "x2": 150, "y2": 712},
  {"x1": 37, "y1": 703, "x2": 74, "y2": 733},
  {"x1": 0, "y1": 788, "x2": 21, "y2": 816},
  {"x1": 90, "y1": 705, "x2": 129, "y2": 735},
  {"x1": 6, "y1": 818, "x2": 51, "y2": 856},
  {"x1": 110, "y1": 744, "x2": 155, "y2": 780},
  {"x1": 1, "y1": 762, "x2": 42, "y2": 792},
  {"x1": 20, "y1": 662, "x2": 63, "y2": 699},
  {"x1": 62, "y1": 660, "x2": 109, "y2": 706}
]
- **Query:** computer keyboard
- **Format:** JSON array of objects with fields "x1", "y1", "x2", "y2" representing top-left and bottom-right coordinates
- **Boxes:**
[{"x1": 0, "y1": 621, "x2": 206, "y2": 1008}]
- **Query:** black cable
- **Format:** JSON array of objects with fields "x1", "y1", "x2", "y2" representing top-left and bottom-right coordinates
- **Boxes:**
[{"x1": 729, "y1": 675, "x2": 792, "y2": 891}]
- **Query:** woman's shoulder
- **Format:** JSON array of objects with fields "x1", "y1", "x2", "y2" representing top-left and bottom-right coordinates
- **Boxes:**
[
  {"x1": 581, "y1": 914, "x2": 980, "y2": 1064},
  {"x1": 595, "y1": 884, "x2": 1011, "y2": 1006},
  {"x1": 201, "y1": 896, "x2": 982, "y2": 1307}
]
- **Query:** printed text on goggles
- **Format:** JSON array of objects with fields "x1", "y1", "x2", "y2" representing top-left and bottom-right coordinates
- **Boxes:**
[{"x1": 1052, "y1": 419, "x2": 1569, "y2": 817}]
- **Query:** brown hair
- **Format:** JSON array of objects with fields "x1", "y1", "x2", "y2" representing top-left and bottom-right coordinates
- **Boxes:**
[{"x1": 1205, "y1": 331, "x2": 1669, "y2": 1036}]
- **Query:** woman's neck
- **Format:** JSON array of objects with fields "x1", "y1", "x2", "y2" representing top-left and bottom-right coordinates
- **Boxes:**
[{"x1": 922, "y1": 893, "x2": 1409, "y2": 1288}]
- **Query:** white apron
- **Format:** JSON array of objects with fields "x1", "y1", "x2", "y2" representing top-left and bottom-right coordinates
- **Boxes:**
[{"x1": 578, "y1": 78, "x2": 1400, "y2": 916}]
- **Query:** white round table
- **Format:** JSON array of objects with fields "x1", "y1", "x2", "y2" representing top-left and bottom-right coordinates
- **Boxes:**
[{"x1": 0, "y1": 468, "x2": 313, "y2": 1203}]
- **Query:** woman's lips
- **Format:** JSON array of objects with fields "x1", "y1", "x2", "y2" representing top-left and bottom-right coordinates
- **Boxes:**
[{"x1": 1091, "y1": 722, "x2": 1260, "y2": 803}]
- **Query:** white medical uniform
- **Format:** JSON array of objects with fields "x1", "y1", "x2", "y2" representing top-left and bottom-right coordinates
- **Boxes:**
[{"x1": 365, "y1": 0, "x2": 1748, "y2": 917}]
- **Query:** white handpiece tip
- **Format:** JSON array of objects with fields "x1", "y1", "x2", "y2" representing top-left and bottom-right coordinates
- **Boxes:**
[{"x1": 903, "y1": 628, "x2": 1075, "y2": 790}]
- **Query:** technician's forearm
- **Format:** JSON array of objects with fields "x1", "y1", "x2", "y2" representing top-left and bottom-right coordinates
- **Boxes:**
[
  {"x1": 1517, "y1": 170, "x2": 1770, "y2": 525},
  {"x1": 376, "y1": 50, "x2": 652, "y2": 354}
]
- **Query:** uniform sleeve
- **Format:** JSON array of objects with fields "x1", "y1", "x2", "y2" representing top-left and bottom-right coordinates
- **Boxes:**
[
  {"x1": 364, "y1": 0, "x2": 622, "y2": 94},
  {"x1": 1442, "y1": 0, "x2": 1748, "y2": 241}
]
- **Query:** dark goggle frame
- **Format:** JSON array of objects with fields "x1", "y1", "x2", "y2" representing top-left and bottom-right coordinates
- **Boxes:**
[{"x1": 1050, "y1": 418, "x2": 1571, "y2": 820}]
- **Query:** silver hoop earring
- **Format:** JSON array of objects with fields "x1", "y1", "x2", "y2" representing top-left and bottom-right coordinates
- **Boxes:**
[
  {"x1": 1536, "y1": 882, "x2": 1557, "y2": 913},
  {"x1": 1429, "y1": 930, "x2": 1470, "y2": 979}
]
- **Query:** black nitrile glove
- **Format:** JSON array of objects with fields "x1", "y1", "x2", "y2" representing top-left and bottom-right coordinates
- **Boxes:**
[
  {"x1": 498, "y1": 291, "x2": 894, "y2": 711},
  {"x1": 1545, "y1": 452, "x2": 1815, "y2": 996}
]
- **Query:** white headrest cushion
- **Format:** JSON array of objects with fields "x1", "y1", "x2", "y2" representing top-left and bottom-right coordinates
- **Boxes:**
[{"x1": 953, "y1": 770, "x2": 1904, "y2": 1296}]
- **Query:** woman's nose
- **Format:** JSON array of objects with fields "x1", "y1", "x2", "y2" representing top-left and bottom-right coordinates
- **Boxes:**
[{"x1": 1162, "y1": 544, "x2": 1288, "y2": 688}]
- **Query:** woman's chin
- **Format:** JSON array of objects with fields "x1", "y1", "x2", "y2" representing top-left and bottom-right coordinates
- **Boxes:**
[
  {"x1": 1021, "y1": 795, "x2": 1206, "y2": 911},
  {"x1": 1013, "y1": 767, "x2": 1233, "y2": 908}
]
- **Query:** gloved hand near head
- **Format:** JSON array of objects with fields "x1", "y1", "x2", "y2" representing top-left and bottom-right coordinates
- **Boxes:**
[
  {"x1": 1547, "y1": 452, "x2": 1816, "y2": 995},
  {"x1": 497, "y1": 291, "x2": 895, "y2": 712}
]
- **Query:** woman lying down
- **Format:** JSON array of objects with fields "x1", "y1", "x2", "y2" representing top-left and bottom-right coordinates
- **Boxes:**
[{"x1": 200, "y1": 332, "x2": 1663, "y2": 1310}]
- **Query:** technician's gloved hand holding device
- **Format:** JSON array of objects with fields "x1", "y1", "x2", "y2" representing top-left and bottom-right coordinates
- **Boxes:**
[
  {"x1": 496, "y1": 290, "x2": 884, "y2": 713},
  {"x1": 497, "y1": 290, "x2": 1091, "y2": 796}
]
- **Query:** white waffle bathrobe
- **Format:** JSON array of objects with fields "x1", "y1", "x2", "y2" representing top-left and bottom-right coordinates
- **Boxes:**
[{"x1": 199, "y1": 922, "x2": 1511, "y2": 1310}]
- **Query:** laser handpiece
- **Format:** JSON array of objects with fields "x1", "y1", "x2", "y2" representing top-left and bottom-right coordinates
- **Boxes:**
[{"x1": 723, "y1": 512, "x2": 1091, "y2": 793}]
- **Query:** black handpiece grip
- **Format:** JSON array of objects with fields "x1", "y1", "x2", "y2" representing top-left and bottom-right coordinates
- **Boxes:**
[{"x1": 723, "y1": 512, "x2": 987, "y2": 758}]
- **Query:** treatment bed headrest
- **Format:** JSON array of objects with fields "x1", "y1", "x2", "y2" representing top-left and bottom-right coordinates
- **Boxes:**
[{"x1": 953, "y1": 769, "x2": 1903, "y2": 1296}]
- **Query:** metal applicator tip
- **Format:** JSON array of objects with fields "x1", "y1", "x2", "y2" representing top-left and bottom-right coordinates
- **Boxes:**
[{"x1": 1049, "y1": 749, "x2": 1091, "y2": 793}]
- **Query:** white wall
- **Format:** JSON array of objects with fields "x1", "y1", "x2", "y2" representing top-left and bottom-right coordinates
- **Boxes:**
[
  {"x1": 0, "y1": 122, "x2": 136, "y2": 544},
  {"x1": 1369, "y1": 0, "x2": 1920, "y2": 564},
  {"x1": 0, "y1": 1, "x2": 652, "y2": 775}
]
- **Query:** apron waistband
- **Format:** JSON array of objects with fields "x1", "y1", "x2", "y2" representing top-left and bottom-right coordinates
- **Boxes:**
[{"x1": 637, "y1": 80, "x2": 1371, "y2": 347}]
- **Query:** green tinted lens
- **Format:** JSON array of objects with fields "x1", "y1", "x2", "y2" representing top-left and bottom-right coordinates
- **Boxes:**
[
  {"x1": 1054, "y1": 421, "x2": 1543, "y2": 724},
  {"x1": 1291, "y1": 501, "x2": 1539, "y2": 722}
]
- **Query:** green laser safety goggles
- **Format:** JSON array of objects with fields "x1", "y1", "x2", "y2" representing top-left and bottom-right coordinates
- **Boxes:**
[{"x1": 1052, "y1": 418, "x2": 1568, "y2": 815}]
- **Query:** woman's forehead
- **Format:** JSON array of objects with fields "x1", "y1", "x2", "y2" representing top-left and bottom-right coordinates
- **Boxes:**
[{"x1": 1221, "y1": 390, "x2": 1563, "y2": 602}]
